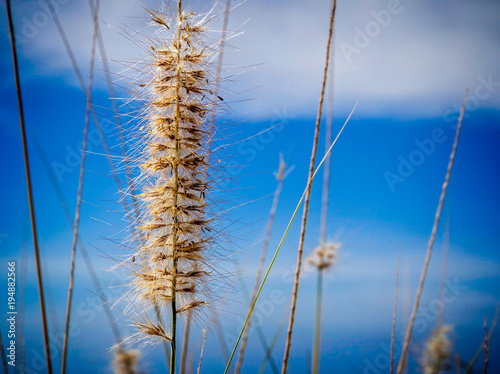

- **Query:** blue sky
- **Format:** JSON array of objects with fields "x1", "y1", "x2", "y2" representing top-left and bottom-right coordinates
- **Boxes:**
[{"x1": 1, "y1": 0, "x2": 499, "y2": 373}]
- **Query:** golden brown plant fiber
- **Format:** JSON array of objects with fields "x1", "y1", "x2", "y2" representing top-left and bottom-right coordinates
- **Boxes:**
[{"x1": 124, "y1": 7, "x2": 228, "y2": 370}]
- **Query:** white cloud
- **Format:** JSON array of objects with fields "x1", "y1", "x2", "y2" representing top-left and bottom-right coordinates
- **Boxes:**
[{"x1": 7, "y1": 0, "x2": 500, "y2": 118}]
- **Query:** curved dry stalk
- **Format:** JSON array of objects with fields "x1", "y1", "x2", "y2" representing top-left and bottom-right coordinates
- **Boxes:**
[
  {"x1": 235, "y1": 157, "x2": 286, "y2": 374},
  {"x1": 390, "y1": 247, "x2": 401, "y2": 374},
  {"x1": 319, "y1": 0, "x2": 336, "y2": 246},
  {"x1": 5, "y1": 0, "x2": 53, "y2": 372},
  {"x1": 396, "y1": 88, "x2": 469, "y2": 374},
  {"x1": 61, "y1": 1, "x2": 101, "y2": 373},
  {"x1": 281, "y1": 2, "x2": 337, "y2": 372},
  {"x1": 312, "y1": 25, "x2": 336, "y2": 370}
]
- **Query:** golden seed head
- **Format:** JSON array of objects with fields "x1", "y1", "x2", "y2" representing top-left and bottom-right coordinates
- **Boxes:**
[
  {"x1": 127, "y1": 7, "x2": 219, "y2": 343},
  {"x1": 307, "y1": 242, "x2": 341, "y2": 270},
  {"x1": 421, "y1": 325, "x2": 453, "y2": 374},
  {"x1": 113, "y1": 349, "x2": 140, "y2": 374}
]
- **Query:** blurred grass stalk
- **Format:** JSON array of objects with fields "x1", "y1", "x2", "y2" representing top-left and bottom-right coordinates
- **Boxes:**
[
  {"x1": 61, "y1": 1, "x2": 101, "y2": 373},
  {"x1": 235, "y1": 157, "x2": 287, "y2": 374},
  {"x1": 396, "y1": 87, "x2": 469, "y2": 374}
]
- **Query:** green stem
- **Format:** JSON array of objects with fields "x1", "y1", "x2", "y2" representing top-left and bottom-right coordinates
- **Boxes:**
[
  {"x1": 312, "y1": 269, "x2": 324, "y2": 374},
  {"x1": 170, "y1": 2, "x2": 183, "y2": 372}
]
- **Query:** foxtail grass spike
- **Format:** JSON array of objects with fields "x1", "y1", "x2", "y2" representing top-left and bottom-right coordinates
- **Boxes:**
[{"x1": 127, "y1": 2, "x2": 227, "y2": 373}]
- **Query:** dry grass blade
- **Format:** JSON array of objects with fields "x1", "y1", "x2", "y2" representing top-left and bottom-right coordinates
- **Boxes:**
[
  {"x1": 61, "y1": 1, "x2": 101, "y2": 373},
  {"x1": 235, "y1": 157, "x2": 287, "y2": 374},
  {"x1": 396, "y1": 87, "x2": 469, "y2": 374},
  {"x1": 390, "y1": 247, "x2": 401, "y2": 374},
  {"x1": 282, "y1": 2, "x2": 337, "y2": 372},
  {"x1": 5, "y1": 0, "x2": 53, "y2": 372}
]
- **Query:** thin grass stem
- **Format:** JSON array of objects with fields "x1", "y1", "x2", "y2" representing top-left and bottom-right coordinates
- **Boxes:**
[
  {"x1": 390, "y1": 248, "x2": 401, "y2": 374},
  {"x1": 311, "y1": 269, "x2": 324, "y2": 374},
  {"x1": 282, "y1": 2, "x2": 337, "y2": 372},
  {"x1": 61, "y1": 2, "x2": 101, "y2": 373},
  {"x1": 235, "y1": 158, "x2": 286, "y2": 374},
  {"x1": 5, "y1": 0, "x2": 53, "y2": 372},
  {"x1": 396, "y1": 88, "x2": 469, "y2": 374}
]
